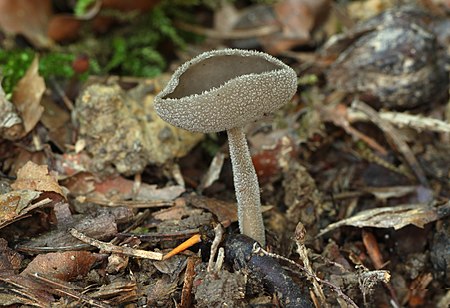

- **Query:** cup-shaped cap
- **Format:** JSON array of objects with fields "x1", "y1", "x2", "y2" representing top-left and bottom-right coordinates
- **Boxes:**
[{"x1": 154, "y1": 49, "x2": 297, "y2": 133}]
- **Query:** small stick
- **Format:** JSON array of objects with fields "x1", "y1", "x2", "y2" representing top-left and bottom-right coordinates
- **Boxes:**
[
  {"x1": 214, "y1": 247, "x2": 225, "y2": 272},
  {"x1": 207, "y1": 223, "x2": 225, "y2": 272},
  {"x1": 295, "y1": 223, "x2": 327, "y2": 306},
  {"x1": 162, "y1": 234, "x2": 201, "y2": 260},
  {"x1": 110, "y1": 209, "x2": 150, "y2": 245},
  {"x1": 31, "y1": 272, "x2": 110, "y2": 308},
  {"x1": 69, "y1": 228, "x2": 163, "y2": 260},
  {"x1": 180, "y1": 257, "x2": 199, "y2": 308},
  {"x1": 347, "y1": 109, "x2": 450, "y2": 134},
  {"x1": 362, "y1": 230, "x2": 385, "y2": 270},
  {"x1": 83, "y1": 197, "x2": 174, "y2": 208}
]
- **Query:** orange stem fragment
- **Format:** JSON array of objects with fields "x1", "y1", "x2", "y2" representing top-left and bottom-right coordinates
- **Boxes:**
[{"x1": 163, "y1": 233, "x2": 202, "y2": 260}]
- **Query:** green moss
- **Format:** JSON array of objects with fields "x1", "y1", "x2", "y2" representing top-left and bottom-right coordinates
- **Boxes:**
[
  {"x1": 39, "y1": 53, "x2": 76, "y2": 79},
  {"x1": 0, "y1": 50, "x2": 78, "y2": 95},
  {"x1": 74, "y1": 0, "x2": 96, "y2": 17},
  {"x1": 89, "y1": 5, "x2": 186, "y2": 77},
  {"x1": 0, "y1": 3, "x2": 210, "y2": 94},
  {"x1": 0, "y1": 50, "x2": 33, "y2": 95}
]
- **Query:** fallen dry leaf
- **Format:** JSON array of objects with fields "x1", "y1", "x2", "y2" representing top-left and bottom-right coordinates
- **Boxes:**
[
  {"x1": 262, "y1": 0, "x2": 331, "y2": 54},
  {"x1": 40, "y1": 95, "x2": 72, "y2": 151},
  {"x1": 153, "y1": 205, "x2": 197, "y2": 222},
  {"x1": 47, "y1": 14, "x2": 82, "y2": 42},
  {"x1": 87, "y1": 278, "x2": 138, "y2": 304},
  {"x1": 16, "y1": 209, "x2": 119, "y2": 253},
  {"x1": 21, "y1": 251, "x2": 97, "y2": 281},
  {"x1": 11, "y1": 161, "x2": 65, "y2": 197},
  {"x1": 65, "y1": 173, "x2": 185, "y2": 202},
  {"x1": 0, "y1": 0, "x2": 53, "y2": 47},
  {"x1": 0, "y1": 273, "x2": 54, "y2": 306},
  {"x1": 47, "y1": 0, "x2": 100, "y2": 41},
  {"x1": 318, "y1": 201, "x2": 450, "y2": 236},
  {"x1": 186, "y1": 195, "x2": 238, "y2": 224},
  {"x1": 0, "y1": 189, "x2": 43, "y2": 229},
  {"x1": 11, "y1": 56, "x2": 45, "y2": 135},
  {"x1": 0, "y1": 238, "x2": 23, "y2": 271}
]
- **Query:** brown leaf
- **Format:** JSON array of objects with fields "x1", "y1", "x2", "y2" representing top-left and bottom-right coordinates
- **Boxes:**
[
  {"x1": 11, "y1": 161, "x2": 65, "y2": 197},
  {"x1": 0, "y1": 0, "x2": 53, "y2": 47},
  {"x1": 153, "y1": 205, "x2": 196, "y2": 221},
  {"x1": 40, "y1": 95, "x2": 72, "y2": 150},
  {"x1": 0, "y1": 273, "x2": 54, "y2": 306},
  {"x1": 186, "y1": 195, "x2": 238, "y2": 224},
  {"x1": 16, "y1": 210, "x2": 118, "y2": 252},
  {"x1": 262, "y1": 0, "x2": 331, "y2": 54},
  {"x1": 21, "y1": 251, "x2": 97, "y2": 281},
  {"x1": 318, "y1": 201, "x2": 450, "y2": 236},
  {"x1": 0, "y1": 238, "x2": 23, "y2": 271},
  {"x1": 0, "y1": 189, "x2": 42, "y2": 229},
  {"x1": 12, "y1": 56, "x2": 45, "y2": 135},
  {"x1": 88, "y1": 279, "x2": 138, "y2": 304},
  {"x1": 47, "y1": 15, "x2": 82, "y2": 42},
  {"x1": 69, "y1": 174, "x2": 185, "y2": 202}
]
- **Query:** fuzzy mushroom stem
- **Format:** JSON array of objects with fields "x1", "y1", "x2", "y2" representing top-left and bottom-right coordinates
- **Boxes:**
[
  {"x1": 154, "y1": 49, "x2": 297, "y2": 247},
  {"x1": 227, "y1": 126, "x2": 265, "y2": 246}
]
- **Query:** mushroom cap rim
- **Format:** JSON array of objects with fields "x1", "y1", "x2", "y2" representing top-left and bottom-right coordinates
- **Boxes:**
[
  {"x1": 155, "y1": 48, "x2": 295, "y2": 101},
  {"x1": 154, "y1": 48, "x2": 298, "y2": 133}
]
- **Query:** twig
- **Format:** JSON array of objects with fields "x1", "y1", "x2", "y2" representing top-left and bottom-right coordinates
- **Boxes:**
[
  {"x1": 48, "y1": 78, "x2": 74, "y2": 111},
  {"x1": 180, "y1": 257, "x2": 199, "y2": 308},
  {"x1": 294, "y1": 223, "x2": 327, "y2": 306},
  {"x1": 351, "y1": 100, "x2": 429, "y2": 187},
  {"x1": 83, "y1": 197, "x2": 174, "y2": 208},
  {"x1": 110, "y1": 209, "x2": 150, "y2": 245},
  {"x1": 198, "y1": 152, "x2": 225, "y2": 193},
  {"x1": 214, "y1": 247, "x2": 225, "y2": 272},
  {"x1": 31, "y1": 273, "x2": 110, "y2": 308},
  {"x1": 207, "y1": 223, "x2": 225, "y2": 272},
  {"x1": 347, "y1": 109, "x2": 450, "y2": 134},
  {"x1": 69, "y1": 228, "x2": 163, "y2": 260}
]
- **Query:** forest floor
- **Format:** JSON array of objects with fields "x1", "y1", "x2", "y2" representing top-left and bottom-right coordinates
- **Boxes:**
[{"x1": 0, "y1": 0, "x2": 449, "y2": 307}]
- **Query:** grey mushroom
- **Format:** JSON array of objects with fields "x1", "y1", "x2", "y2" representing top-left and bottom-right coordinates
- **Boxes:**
[{"x1": 154, "y1": 48, "x2": 297, "y2": 246}]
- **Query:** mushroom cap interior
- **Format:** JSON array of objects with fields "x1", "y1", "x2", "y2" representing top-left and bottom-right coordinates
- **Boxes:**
[
  {"x1": 166, "y1": 55, "x2": 280, "y2": 99},
  {"x1": 155, "y1": 49, "x2": 297, "y2": 133}
]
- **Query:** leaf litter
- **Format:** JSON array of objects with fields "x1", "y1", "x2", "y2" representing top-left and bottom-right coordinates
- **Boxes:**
[{"x1": 0, "y1": 1, "x2": 449, "y2": 307}]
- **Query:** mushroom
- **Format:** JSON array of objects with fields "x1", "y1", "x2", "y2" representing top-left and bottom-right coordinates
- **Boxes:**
[{"x1": 154, "y1": 49, "x2": 297, "y2": 246}]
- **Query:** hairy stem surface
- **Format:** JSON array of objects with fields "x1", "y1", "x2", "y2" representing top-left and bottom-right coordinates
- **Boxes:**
[{"x1": 227, "y1": 126, "x2": 265, "y2": 246}]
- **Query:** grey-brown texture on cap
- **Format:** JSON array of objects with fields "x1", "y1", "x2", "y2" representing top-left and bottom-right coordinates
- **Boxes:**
[
  {"x1": 154, "y1": 48, "x2": 297, "y2": 246},
  {"x1": 154, "y1": 48, "x2": 297, "y2": 133}
]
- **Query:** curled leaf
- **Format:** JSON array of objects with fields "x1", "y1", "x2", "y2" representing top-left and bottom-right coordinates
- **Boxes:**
[
  {"x1": 11, "y1": 161, "x2": 65, "y2": 197},
  {"x1": 318, "y1": 201, "x2": 450, "y2": 237}
]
